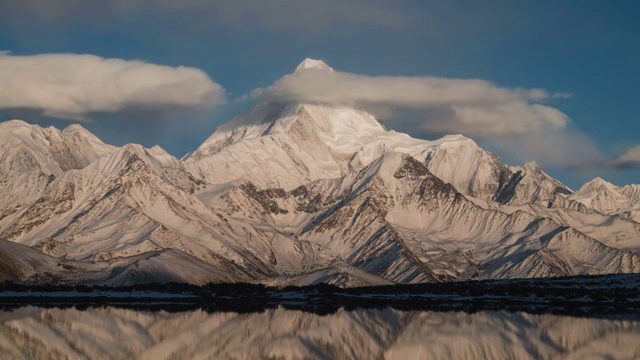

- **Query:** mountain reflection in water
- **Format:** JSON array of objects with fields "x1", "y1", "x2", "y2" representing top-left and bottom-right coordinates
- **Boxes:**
[{"x1": 0, "y1": 307, "x2": 639, "y2": 359}]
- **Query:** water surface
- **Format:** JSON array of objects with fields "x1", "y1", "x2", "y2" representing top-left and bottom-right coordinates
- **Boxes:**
[{"x1": 1, "y1": 306, "x2": 639, "y2": 359}]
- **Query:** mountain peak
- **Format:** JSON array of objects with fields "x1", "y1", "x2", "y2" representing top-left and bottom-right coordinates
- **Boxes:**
[
  {"x1": 522, "y1": 161, "x2": 548, "y2": 178},
  {"x1": 294, "y1": 58, "x2": 334, "y2": 73},
  {"x1": 62, "y1": 124, "x2": 89, "y2": 134},
  {"x1": 576, "y1": 177, "x2": 619, "y2": 195},
  {"x1": 590, "y1": 177, "x2": 616, "y2": 188},
  {"x1": 0, "y1": 119, "x2": 31, "y2": 128},
  {"x1": 523, "y1": 161, "x2": 540, "y2": 171},
  {"x1": 108, "y1": 144, "x2": 164, "y2": 174},
  {"x1": 149, "y1": 145, "x2": 179, "y2": 166},
  {"x1": 118, "y1": 143, "x2": 149, "y2": 159},
  {"x1": 0, "y1": 120, "x2": 44, "y2": 137}
]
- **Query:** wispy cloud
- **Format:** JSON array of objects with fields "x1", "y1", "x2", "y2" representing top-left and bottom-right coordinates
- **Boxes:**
[
  {"x1": 0, "y1": 53, "x2": 226, "y2": 121},
  {"x1": 613, "y1": 145, "x2": 640, "y2": 169},
  {"x1": 569, "y1": 144, "x2": 640, "y2": 171},
  {"x1": 0, "y1": 0, "x2": 407, "y2": 32}
]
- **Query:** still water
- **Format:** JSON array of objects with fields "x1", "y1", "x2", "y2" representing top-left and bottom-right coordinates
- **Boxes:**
[{"x1": 0, "y1": 306, "x2": 639, "y2": 359}]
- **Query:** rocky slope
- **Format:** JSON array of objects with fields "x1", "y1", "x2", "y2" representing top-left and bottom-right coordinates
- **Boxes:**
[{"x1": 0, "y1": 237, "x2": 238, "y2": 286}]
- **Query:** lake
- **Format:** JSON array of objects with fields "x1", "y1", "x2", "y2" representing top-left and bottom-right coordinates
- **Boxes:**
[{"x1": 1, "y1": 306, "x2": 639, "y2": 359}]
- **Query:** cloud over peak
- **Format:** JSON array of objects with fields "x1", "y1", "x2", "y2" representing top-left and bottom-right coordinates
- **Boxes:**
[
  {"x1": 246, "y1": 62, "x2": 607, "y2": 168},
  {"x1": 0, "y1": 53, "x2": 226, "y2": 120},
  {"x1": 253, "y1": 68, "x2": 571, "y2": 137}
]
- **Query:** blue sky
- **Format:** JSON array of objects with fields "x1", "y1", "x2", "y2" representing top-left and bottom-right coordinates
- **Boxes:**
[{"x1": 0, "y1": 0, "x2": 638, "y2": 188}]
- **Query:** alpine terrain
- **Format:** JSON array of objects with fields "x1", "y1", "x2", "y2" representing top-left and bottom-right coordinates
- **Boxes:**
[{"x1": 0, "y1": 59, "x2": 639, "y2": 287}]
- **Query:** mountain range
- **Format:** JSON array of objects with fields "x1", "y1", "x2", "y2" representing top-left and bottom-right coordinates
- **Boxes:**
[{"x1": 0, "y1": 59, "x2": 638, "y2": 287}]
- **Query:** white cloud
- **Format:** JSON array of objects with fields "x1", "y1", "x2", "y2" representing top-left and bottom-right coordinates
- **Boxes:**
[
  {"x1": 1, "y1": 0, "x2": 406, "y2": 32},
  {"x1": 0, "y1": 53, "x2": 225, "y2": 120},
  {"x1": 614, "y1": 145, "x2": 640, "y2": 169},
  {"x1": 249, "y1": 65, "x2": 607, "y2": 168},
  {"x1": 254, "y1": 69, "x2": 571, "y2": 137},
  {"x1": 491, "y1": 129, "x2": 604, "y2": 168}
]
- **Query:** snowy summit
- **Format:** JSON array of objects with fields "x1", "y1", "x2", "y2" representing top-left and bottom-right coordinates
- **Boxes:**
[{"x1": 294, "y1": 58, "x2": 334, "y2": 73}]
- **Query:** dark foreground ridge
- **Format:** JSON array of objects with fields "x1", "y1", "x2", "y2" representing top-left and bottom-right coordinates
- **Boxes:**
[{"x1": 1, "y1": 273, "x2": 640, "y2": 317}]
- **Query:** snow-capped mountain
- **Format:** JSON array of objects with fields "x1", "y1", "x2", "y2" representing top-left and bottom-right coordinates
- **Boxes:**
[
  {"x1": 209, "y1": 151, "x2": 640, "y2": 281},
  {"x1": 0, "y1": 58, "x2": 638, "y2": 286},
  {"x1": 184, "y1": 101, "x2": 569, "y2": 210},
  {"x1": 0, "y1": 142, "x2": 275, "y2": 282},
  {"x1": 568, "y1": 177, "x2": 640, "y2": 222},
  {"x1": 295, "y1": 57, "x2": 335, "y2": 73},
  {"x1": 0, "y1": 120, "x2": 116, "y2": 216},
  {"x1": 185, "y1": 58, "x2": 572, "y2": 209}
]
